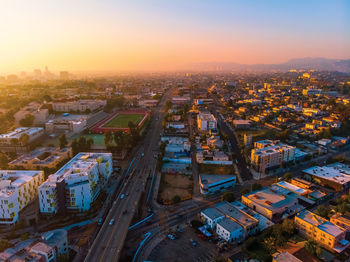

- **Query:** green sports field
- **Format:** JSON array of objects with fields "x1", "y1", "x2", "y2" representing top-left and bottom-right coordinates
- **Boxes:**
[{"x1": 103, "y1": 113, "x2": 145, "y2": 128}]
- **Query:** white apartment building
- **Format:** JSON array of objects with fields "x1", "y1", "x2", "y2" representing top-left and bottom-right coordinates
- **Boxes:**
[
  {"x1": 39, "y1": 152, "x2": 113, "y2": 214},
  {"x1": 52, "y1": 100, "x2": 106, "y2": 112},
  {"x1": 197, "y1": 112, "x2": 217, "y2": 131},
  {"x1": 216, "y1": 217, "x2": 244, "y2": 242},
  {"x1": 0, "y1": 170, "x2": 44, "y2": 224}
]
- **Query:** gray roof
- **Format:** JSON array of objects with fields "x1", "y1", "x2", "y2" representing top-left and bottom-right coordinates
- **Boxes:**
[
  {"x1": 201, "y1": 207, "x2": 224, "y2": 220},
  {"x1": 217, "y1": 217, "x2": 242, "y2": 232}
]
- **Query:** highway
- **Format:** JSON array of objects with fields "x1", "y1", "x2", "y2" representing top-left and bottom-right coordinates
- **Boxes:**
[{"x1": 85, "y1": 90, "x2": 170, "y2": 262}]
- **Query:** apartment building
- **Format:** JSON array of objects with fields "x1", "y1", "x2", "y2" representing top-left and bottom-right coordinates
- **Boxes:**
[
  {"x1": 216, "y1": 217, "x2": 243, "y2": 242},
  {"x1": 241, "y1": 184, "x2": 313, "y2": 223},
  {"x1": 9, "y1": 147, "x2": 72, "y2": 170},
  {"x1": 38, "y1": 152, "x2": 113, "y2": 215},
  {"x1": 0, "y1": 170, "x2": 45, "y2": 224},
  {"x1": 197, "y1": 112, "x2": 217, "y2": 131},
  {"x1": 295, "y1": 210, "x2": 350, "y2": 253},
  {"x1": 251, "y1": 141, "x2": 295, "y2": 173},
  {"x1": 52, "y1": 100, "x2": 106, "y2": 112}
]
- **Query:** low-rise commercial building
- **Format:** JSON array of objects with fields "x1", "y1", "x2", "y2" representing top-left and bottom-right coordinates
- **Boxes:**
[
  {"x1": 241, "y1": 184, "x2": 313, "y2": 223},
  {"x1": 38, "y1": 152, "x2": 113, "y2": 215},
  {"x1": 0, "y1": 170, "x2": 45, "y2": 224},
  {"x1": 0, "y1": 127, "x2": 44, "y2": 153},
  {"x1": 9, "y1": 147, "x2": 72, "y2": 170},
  {"x1": 295, "y1": 210, "x2": 350, "y2": 253},
  {"x1": 199, "y1": 174, "x2": 236, "y2": 195},
  {"x1": 0, "y1": 229, "x2": 68, "y2": 262},
  {"x1": 303, "y1": 164, "x2": 350, "y2": 192}
]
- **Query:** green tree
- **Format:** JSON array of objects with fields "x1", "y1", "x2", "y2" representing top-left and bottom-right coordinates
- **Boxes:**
[
  {"x1": 222, "y1": 192, "x2": 235, "y2": 202},
  {"x1": 252, "y1": 183, "x2": 262, "y2": 191},
  {"x1": 315, "y1": 205, "x2": 331, "y2": 219},
  {"x1": 104, "y1": 132, "x2": 113, "y2": 147},
  {"x1": 19, "y1": 113, "x2": 35, "y2": 127},
  {"x1": 263, "y1": 236, "x2": 276, "y2": 254},
  {"x1": 173, "y1": 195, "x2": 181, "y2": 203},
  {"x1": 241, "y1": 188, "x2": 250, "y2": 196},
  {"x1": 283, "y1": 172, "x2": 293, "y2": 181},
  {"x1": 281, "y1": 218, "x2": 295, "y2": 235},
  {"x1": 58, "y1": 134, "x2": 68, "y2": 149},
  {"x1": 19, "y1": 133, "x2": 30, "y2": 145},
  {"x1": 0, "y1": 238, "x2": 10, "y2": 252},
  {"x1": 0, "y1": 152, "x2": 8, "y2": 169}
]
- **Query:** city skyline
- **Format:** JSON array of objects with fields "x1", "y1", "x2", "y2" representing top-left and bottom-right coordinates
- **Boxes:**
[{"x1": 0, "y1": 0, "x2": 349, "y2": 74}]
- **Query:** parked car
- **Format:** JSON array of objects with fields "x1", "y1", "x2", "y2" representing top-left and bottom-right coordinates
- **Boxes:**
[
  {"x1": 120, "y1": 194, "x2": 125, "y2": 199},
  {"x1": 109, "y1": 219, "x2": 115, "y2": 226},
  {"x1": 98, "y1": 218, "x2": 103, "y2": 226},
  {"x1": 168, "y1": 234, "x2": 175, "y2": 240},
  {"x1": 190, "y1": 238, "x2": 197, "y2": 247},
  {"x1": 122, "y1": 209, "x2": 127, "y2": 215}
]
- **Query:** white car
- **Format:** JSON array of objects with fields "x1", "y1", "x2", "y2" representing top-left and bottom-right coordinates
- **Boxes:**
[
  {"x1": 109, "y1": 219, "x2": 115, "y2": 226},
  {"x1": 120, "y1": 194, "x2": 125, "y2": 199}
]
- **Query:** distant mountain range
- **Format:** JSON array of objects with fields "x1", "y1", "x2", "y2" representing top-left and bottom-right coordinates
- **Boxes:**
[{"x1": 187, "y1": 58, "x2": 350, "y2": 73}]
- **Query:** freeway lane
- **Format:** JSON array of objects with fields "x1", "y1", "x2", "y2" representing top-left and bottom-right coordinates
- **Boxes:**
[{"x1": 85, "y1": 89, "x2": 170, "y2": 262}]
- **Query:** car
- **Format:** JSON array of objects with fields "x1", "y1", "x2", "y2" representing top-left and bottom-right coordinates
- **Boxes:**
[
  {"x1": 168, "y1": 234, "x2": 175, "y2": 240},
  {"x1": 126, "y1": 192, "x2": 129, "y2": 196},
  {"x1": 120, "y1": 194, "x2": 125, "y2": 199},
  {"x1": 190, "y1": 238, "x2": 197, "y2": 247},
  {"x1": 109, "y1": 219, "x2": 115, "y2": 226},
  {"x1": 147, "y1": 207, "x2": 152, "y2": 213},
  {"x1": 98, "y1": 218, "x2": 103, "y2": 226},
  {"x1": 141, "y1": 153, "x2": 145, "y2": 157},
  {"x1": 122, "y1": 209, "x2": 127, "y2": 215}
]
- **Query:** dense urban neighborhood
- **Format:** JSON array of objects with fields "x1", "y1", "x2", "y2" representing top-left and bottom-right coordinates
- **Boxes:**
[{"x1": 0, "y1": 69, "x2": 349, "y2": 262}]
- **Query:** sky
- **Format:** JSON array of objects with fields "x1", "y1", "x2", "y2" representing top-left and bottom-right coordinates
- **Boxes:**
[{"x1": 0, "y1": 0, "x2": 349, "y2": 74}]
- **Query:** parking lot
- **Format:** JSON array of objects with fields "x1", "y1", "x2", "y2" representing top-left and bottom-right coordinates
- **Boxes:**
[{"x1": 147, "y1": 223, "x2": 231, "y2": 262}]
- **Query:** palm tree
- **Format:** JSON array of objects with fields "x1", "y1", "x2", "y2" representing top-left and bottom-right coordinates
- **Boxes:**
[{"x1": 19, "y1": 134, "x2": 30, "y2": 146}]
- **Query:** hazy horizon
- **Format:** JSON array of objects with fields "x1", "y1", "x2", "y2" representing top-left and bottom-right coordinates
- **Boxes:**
[{"x1": 1, "y1": 0, "x2": 349, "y2": 74}]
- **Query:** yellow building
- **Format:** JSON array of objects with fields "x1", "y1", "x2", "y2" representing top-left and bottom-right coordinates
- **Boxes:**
[{"x1": 295, "y1": 210, "x2": 350, "y2": 253}]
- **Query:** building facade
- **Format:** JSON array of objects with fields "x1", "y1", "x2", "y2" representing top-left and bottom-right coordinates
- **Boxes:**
[
  {"x1": 38, "y1": 153, "x2": 113, "y2": 215},
  {"x1": 0, "y1": 170, "x2": 45, "y2": 224}
]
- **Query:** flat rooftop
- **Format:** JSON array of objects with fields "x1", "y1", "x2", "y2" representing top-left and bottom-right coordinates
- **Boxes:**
[
  {"x1": 303, "y1": 165, "x2": 350, "y2": 185},
  {"x1": 0, "y1": 127, "x2": 43, "y2": 139},
  {"x1": 217, "y1": 217, "x2": 242, "y2": 233},
  {"x1": 216, "y1": 202, "x2": 258, "y2": 228},
  {"x1": 277, "y1": 181, "x2": 308, "y2": 195},
  {"x1": 296, "y1": 210, "x2": 344, "y2": 237},
  {"x1": 200, "y1": 174, "x2": 235, "y2": 186}
]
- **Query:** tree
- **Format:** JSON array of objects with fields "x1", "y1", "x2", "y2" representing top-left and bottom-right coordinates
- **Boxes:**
[
  {"x1": 0, "y1": 152, "x2": 8, "y2": 169},
  {"x1": 104, "y1": 132, "x2": 113, "y2": 147},
  {"x1": 71, "y1": 139, "x2": 79, "y2": 155},
  {"x1": 281, "y1": 218, "x2": 295, "y2": 235},
  {"x1": 58, "y1": 134, "x2": 68, "y2": 149},
  {"x1": 173, "y1": 195, "x2": 181, "y2": 204},
  {"x1": 19, "y1": 113, "x2": 35, "y2": 127},
  {"x1": 19, "y1": 133, "x2": 30, "y2": 145},
  {"x1": 263, "y1": 236, "x2": 276, "y2": 254},
  {"x1": 222, "y1": 192, "x2": 235, "y2": 202},
  {"x1": 315, "y1": 205, "x2": 331, "y2": 219},
  {"x1": 241, "y1": 188, "x2": 250, "y2": 195},
  {"x1": 252, "y1": 183, "x2": 262, "y2": 191},
  {"x1": 0, "y1": 239, "x2": 10, "y2": 252},
  {"x1": 283, "y1": 172, "x2": 292, "y2": 181}
]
